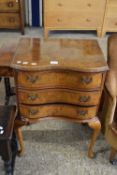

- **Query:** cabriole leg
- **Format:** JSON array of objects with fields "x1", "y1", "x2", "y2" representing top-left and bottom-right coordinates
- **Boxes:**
[
  {"x1": 87, "y1": 118, "x2": 101, "y2": 158},
  {"x1": 44, "y1": 28, "x2": 49, "y2": 40},
  {"x1": 15, "y1": 128, "x2": 24, "y2": 156}
]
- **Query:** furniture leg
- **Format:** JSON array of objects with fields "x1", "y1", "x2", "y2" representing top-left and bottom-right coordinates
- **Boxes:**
[
  {"x1": 110, "y1": 147, "x2": 117, "y2": 165},
  {"x1": 101, "y1": 30, "x2": 106, "y2": 38},
  {"x1": 97, "y1": 30, "x2": 102, "y2": 37},
  {"x1": 87, "y1": 118, "x2": 101, "y2": 158},
  {"x1": 15, "y1": 128, "x2": 24, "y2": 156},
  {"x1": 44, "y1": 28, "x2": 49, "y2": 40}
]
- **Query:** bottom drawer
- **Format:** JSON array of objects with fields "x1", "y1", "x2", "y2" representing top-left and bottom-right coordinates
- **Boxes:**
[
  {"x1": 19, "y1": 104, "x2": 97, "y2": 120},
  {"x1": 0, "y1": 13, "x2": 20, "y2": 28}
]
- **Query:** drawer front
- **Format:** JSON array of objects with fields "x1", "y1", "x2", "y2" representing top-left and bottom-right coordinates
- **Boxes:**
[
  {"x1": 16, "y1": 71, "x2": 102, "y2": 90},
  {"x1": 0, "y1": 13, "x2": 20, "y2": 28},
  {"x1": 105, "y1": 17, "x2": 117, "y2": 29},
  {"x1": 105, "y1": 6, "x2": 117, "y2": 29},
  {"x1": 45, "y1": 0, "x2": 106, "y2": 12},
  {"x1": 0, "y1": 0, "x2": 19, "y2": 12},
  {"x1": 45, "y1": 12, "x2": 102, "y2": 28},
  {"x1": 18, "y1": 89, "x2": 101, "y2": 106},
  {"x1": 19, "y1": 104, "x2": 97, "y2": 120},
  {"x1": 108, "y1": 0, "x2": 117, "y2": 7}
]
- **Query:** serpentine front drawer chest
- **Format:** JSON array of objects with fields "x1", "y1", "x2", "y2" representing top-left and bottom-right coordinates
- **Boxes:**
[{"x1": 11, "y1": 38, "x2": 108, "y2": 158}]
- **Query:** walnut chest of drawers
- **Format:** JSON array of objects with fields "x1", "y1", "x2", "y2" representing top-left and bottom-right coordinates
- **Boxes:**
[
  {"x1": 0, "y1": 0, "x2": 24, "y2": 34},
  {"x1": 11, "y1": 38, "x2": 108, "y2": 158}
]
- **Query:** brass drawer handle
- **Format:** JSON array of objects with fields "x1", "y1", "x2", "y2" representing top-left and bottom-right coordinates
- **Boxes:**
[
  {"x1": 7, "y1": 1, "x2": 14, "y2": 7},
  {"x1": 29, "y1": 109, "x2": 39, "y2": 115},
  {"x1": 81, "y1": 76, "x2": 92, "y2": 84},
  {"x1": 77, "y1": 110, "x2": 88, "y2": 116},
  {"x1": 26, "y1": 75, "x2": 39, "y2": 83},
  {"x1": 28, "y1": 94, "x2": 38, "y2": 101},
  {"x1": 79, "y1": 96, "x2": 90, "y2": 103},
  {"x1": 9, "y1": 17, "x2": 15, "y2": 23}
]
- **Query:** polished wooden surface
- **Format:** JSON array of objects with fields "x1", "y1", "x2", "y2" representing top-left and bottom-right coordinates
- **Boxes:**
[
  {"x1": 11, "y1": 38, "x2": 108, "y2": 72},
  {"x1": 0, "y1": 0, "x2": 24, "y2": 34}
]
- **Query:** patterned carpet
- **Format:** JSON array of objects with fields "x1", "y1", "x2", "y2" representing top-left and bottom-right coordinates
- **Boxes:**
[{"x1": 1, "y1": 125, "x2": 117, "y2": 175}]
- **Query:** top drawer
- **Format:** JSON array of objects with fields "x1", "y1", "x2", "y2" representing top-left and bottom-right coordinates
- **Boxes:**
[
  {"x1": 16, "y1": 71, "x2": 102, "y2": 90},
  {"x1": 45, "y1": 0, "x2": 106, "y2": 12},
  {"x1": 0, "y1": 0, "x2": 19, "y2": 12}
]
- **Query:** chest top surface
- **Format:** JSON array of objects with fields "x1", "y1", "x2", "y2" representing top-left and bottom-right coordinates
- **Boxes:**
[{"x1": 11, "y1": 38, "x2": 108, "y2": 72}]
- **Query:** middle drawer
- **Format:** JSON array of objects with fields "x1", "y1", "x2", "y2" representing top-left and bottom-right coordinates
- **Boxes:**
[{"x1": 18, "y1": 89, "x2": 101, "y2": 106}]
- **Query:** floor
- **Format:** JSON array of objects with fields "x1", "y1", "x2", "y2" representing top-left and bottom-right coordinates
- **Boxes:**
[{"x1": 0, "y1": 28, "x2": 117, "y2": 175}]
